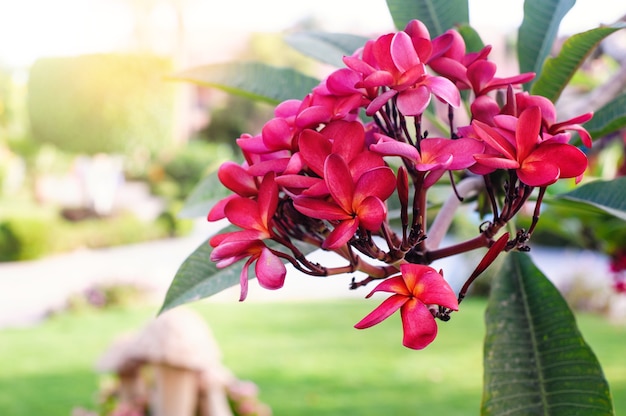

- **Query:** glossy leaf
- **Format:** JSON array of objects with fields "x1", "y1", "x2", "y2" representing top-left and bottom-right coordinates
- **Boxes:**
[
  {"x1": 583, "y1": 93, "x2": 626, "y2": 139},
  {"x1": 284, "y1": 32, "x2": 369, "y2": 67},
  {"x1": 531, "y1": 23, "x2": 626, "y2": 102},
  {"x1": 457, "y1": 23, "x2": 485, "y2": 53},
  {"x1": 482, "y1": 251, "x2": 613, "y2": 415},
  {"x1": 170, "y1": 62, "x2": 320, "y2": 105},
  {"x1": 160, "y1": 226, "x2": 319, "y2": 313},
  {"x1": 385, "y1": 0, "x2": 468, "y2": 36},
  {"x1": 160, "y1": 231, "x2": 238, "y2": 314},
  {"x1": 179, "y1": 172, "x2": 231, "y2": 219},
  {"x1": 559, "y1": 177, "x2": 626, "y2": 221},
  {"x1": 517, "y1": 0, "x2": 575, "y2": 87}
]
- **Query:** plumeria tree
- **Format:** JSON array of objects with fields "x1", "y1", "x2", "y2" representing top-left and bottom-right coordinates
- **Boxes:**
[{"x1": 162, "y1": 0, "x2": 626, "y2": 413}]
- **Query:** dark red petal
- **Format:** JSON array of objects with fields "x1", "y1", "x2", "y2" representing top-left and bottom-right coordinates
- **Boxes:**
[
  {"x1": 354, "y1": 294, "x2": 408, "y2": 329},
  {"x1": 323, "y1": 218, "x2": 359, "y2": 249},
  {"x1": 400, "y1": 299, "x2": 438, "y2": 349},
  {"x1": 325, "y1": 154, "x2": 355, "y2": 213},
  {"x1": 299, "y1": 129, "x2": 332, "y2": 177},
  {"x1": 355, "y1": 196, "x2": 386, "y2": 231},
  {"x1": 217, "y1": 161, "x2": 257, "y2": 197},
  {"x1": 354, "y1": 166, "x2": 396, "y2": 204},
  {"x1": 516, "y1": 106, "x2": 542, "y2": 162},
  {"x1": 364, "y1": 275, "x2": 410, "y2": 297},
  {"x1": 293, "y1": 196, "x2": 350, "y2": 221}
]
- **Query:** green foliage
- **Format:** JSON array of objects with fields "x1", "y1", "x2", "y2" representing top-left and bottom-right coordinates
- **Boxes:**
[
  {"x1": 284, "y1": 32, "x2": 369, "y2": 67},
  {"x1": 584, "y1": 93, "x2": 626, "y2": 139},
  {"x1": 0, "y1": 211, "x2": 186, "y2": 262},
  {"x1": 517, "y1": 0, "x2": 575, "y2": 86},
  {"x1": 159, "y1": 229, "x2": 240, "y2": 313},
  {"x1": 170, "y1": 62, "x2": 320, "y2": 106},
  {"x1": 151, "y1": 140, "x2": 234, "y2": 201},
  {"x1": 160, "y1": 225, "x2": 317, "y2": 313},
  {"x1": 560, "y1": 177, "x2": 626, "y2": 221},
  {"x1": 0, "y1": 215, "x2": 52, "y2": 261},
  {"x1": 385, "y1": 0, "x2": 469, "y2": 35},
  {"x1": 27, "y1": 54, "x2": 175, "y2": 156},
  {"x1": 531, "y1": 23, "x2": 626, "y2": 102},
  {"x1": 177, "y1": 171, "x2": 232, "y2": 218},
  {"x1": 482, "y1": 252, "x2": 613, "y2": 415}
]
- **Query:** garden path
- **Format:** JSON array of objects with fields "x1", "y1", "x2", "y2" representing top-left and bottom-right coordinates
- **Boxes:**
[{"x1": 0, "y1": 219, "x2": 621, "y2": 328}]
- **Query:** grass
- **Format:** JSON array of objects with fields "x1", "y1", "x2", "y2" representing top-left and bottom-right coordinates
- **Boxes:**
[{"x1": 0, "y1": 298, "x2": 624, "y2": 415}]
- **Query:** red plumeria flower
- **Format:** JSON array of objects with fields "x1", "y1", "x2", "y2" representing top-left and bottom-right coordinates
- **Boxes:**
[
  {"x1": 514, "y1": 92, "x2": 593, "y2": 147},
  {"x1": 293, "y1": 153, "x2": 396, "y2": 249},
  {"x1": 209, "y1": 173, "x2": 286, "y2": 300},
  {"x1": 344, "y1": 30, "x2": 460, "y2": 116},
  {"x1": 355, "y1": 264, "x2": 459, "y2": 349},
  {"x1": 210, "y1": 236, "x2": 286, "y2": 301},
  {"x1": 370, "y1": 134, "x2": 484, "y2": 187},
  {"x1": 471, "y1": 106, "x2": 588, "y2": 186}
]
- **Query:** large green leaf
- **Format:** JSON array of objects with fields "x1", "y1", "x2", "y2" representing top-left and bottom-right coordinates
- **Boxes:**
[
  {"x1": 284, "y1": 32, "x2": 369, "y2": 67},
  {"x1": 159, "y1": 232, "x2": 239, "y2": 313},
  {"x1": 178, "y1": 172, "x2": 229, "y2": 219},
  {"x1": 583, "y1": 93, "x2": 626, "y2": 139},
  {"x1": 385, "y1": 0, "x2": 468, "y2": 36},
  {"x1": 559, "y1": 177, "x2": 626, "y2": 221},
  {"x1": 531, "y1": 23, "x2": 626, "y2": 102},
  {"x1": 457, "y1": 24, "x2": 485, "y2": 53},
  {"x1": 518, "y1": 0, "x2": 575, "y2": 87},
  {"x1": 160, "y1": 227, "x2": 320, "y2": 313},
  {"x1": 170, "y1": 62, "x2": 320, "y2": 105},
  {"x1": 482, "y1": 252, "x2": 613, "y2": 415}
]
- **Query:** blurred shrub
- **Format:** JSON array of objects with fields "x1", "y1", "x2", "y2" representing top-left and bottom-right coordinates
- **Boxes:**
[
  {"x1": 27, "y1": 54, "x2": 175, "y2": 158},
  {"x1": 0, "y1": 215, "x2": 52, "y2": 261},
  {"x1": 0, "y1": 211, "x2": 190, "y2": 262},
  {"x1": 149, "y1": 140, "x2": 234, "y2": 201}
]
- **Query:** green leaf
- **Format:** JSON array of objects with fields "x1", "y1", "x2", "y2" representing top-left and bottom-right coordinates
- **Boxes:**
[
  {"x1": 284, "y1": 32, "x2": 369, "y2": 67},
  {"x1": 583, "y1": 93, "x2": 626, "y2": 139},
  {"x1": 531, "y1": 23, "x2": 626, "y2": 102},
  {"x1": 170, "y1": 62, "x2": 320, "y2": 105},
  {"x1": 385, "y1": 0, "x2": 468, "y2": 36},
  {"x1": 518, "y1": 0, "x2": 575, "y2": 87},
  {"x1": 159, "y1": 232, "x2": 239, "y2": 314},
  {"x1": 178, "y1": 172, "x2": 230, "y2": 219},
  {"x1": 160, "y1": 227, "x2": 321, "y2": 313},
  {"x1": 482, "y1": 252, "x2": 613, "y2": 415},
  {"x1": 457, "y1": 24, "x2": 485, "y2": 53},
  {"x1": 559, "y1": 177, "x2": 626, "y2": 221}
]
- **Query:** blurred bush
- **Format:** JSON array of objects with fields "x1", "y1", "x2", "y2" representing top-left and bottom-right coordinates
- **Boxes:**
[
  {"x1": 0, "y1": 211, "x2": 190, "y2": 262},
  {"x1": 27, "y1": 54, "x2": 175, "y2": 158}
]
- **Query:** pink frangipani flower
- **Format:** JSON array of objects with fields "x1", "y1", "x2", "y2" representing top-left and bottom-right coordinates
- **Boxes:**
[{"x1": 355, "y1": 263, "x2": 459, "y2": 349}]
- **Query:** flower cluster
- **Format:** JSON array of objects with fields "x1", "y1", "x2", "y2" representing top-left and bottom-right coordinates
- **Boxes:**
[{"x1": 207, "y1": 20, "x2": 592, "y2": 349}]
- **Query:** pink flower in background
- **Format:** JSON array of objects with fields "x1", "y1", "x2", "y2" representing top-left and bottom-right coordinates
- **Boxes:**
[{"x1": 355, "y1": 264, "x2": 459, "y2": 349}]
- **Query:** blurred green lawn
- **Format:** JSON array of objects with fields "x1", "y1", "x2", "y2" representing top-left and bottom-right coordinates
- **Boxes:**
[{"x1": 0, "y1": 298, "x2": 624, "y2": 415}]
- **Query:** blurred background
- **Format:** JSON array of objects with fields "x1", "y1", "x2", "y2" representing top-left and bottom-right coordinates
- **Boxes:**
[{"x1": 1, "y1": 1, "x2": 626, "y2": 415}]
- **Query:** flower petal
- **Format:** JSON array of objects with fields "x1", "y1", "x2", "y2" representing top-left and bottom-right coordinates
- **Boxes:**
[
  {"x1": 325, "y1": 154, "x2": 355, "y2": 213},
  {"x1": 255, "y1": 247, "x2": 286, "y2": 290},
  {"x1": 396, "y1": 85, "x2": 431, "y2": 116},
  {"x1": 355, "y1": 196, "x2": 386, "y2": 231},
  {"x1": 400, "y1": 299, "x2": 438, "y2": 349},
  {"x1": 516, "y1": 106, "x2": 541, "y2": 162},
  {"x1": 354, "y1": 294, "x2": 409, "y2": 329},
  {"x1": 354, "y1": 166, "x2": 397, "y2": 204},
  {"x1": 293, "y1": 196, "x2": 350, "y2": 221},
  {"x1": 364, "y1": 275, "x2": 410, "y2": 298},
  {"x1": 323, "y1": 217, "x2": 359, "y2": 249}
]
